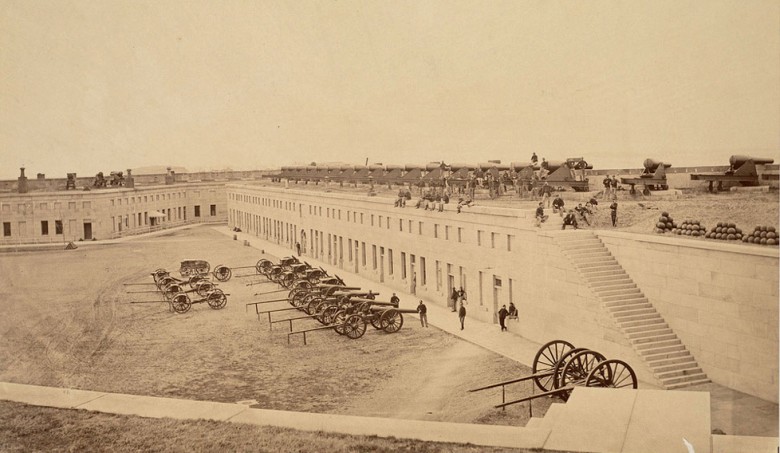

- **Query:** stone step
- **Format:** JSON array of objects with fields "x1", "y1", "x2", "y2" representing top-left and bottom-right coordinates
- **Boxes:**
[
  {"x1": 635, "y1": 338, "x2": 681, "y2": 350},
  {"x1": 558, "y1": 240, "x2": 602, "y2": 248},
  {"x1": 591, "y1": 282, "x2": 636, "y2": 292},
  {"x1": 665, "y1": 377, "x2": 711, "y2": 390},
  {"x1": 618, "y1": 316, "x2": 665, "y2": 329},
  {"x1": 596, "y1": 288, "x2": 643, "y2": 298},
  {"x1": 643, "y1": 349, "x2": 691, "y2": 362},
  {"x1": 588, "y1": 278, "x2": 633, "y2": 288},
  {"x1": 623, "y1": 322, "x2": 670, "y2": 334},
  {"x1": 660, "y1": 372, "x2": 709, "y2": 387},
  {"x1": 584, "y1": 270, "x2": 629, "y2": 281},
  {"x1": 524, "y1": 417, "x2": 544, "y2": 429},
  {"x1": 610, "y1": 304, "x2": 654, "y2": 314},
  {"x1": 577, "y1": 259, "x2": 619, "y2": 269},
  {"x1": 645, "y1": 353, "x2": 694, "y2": 367},
  {"x1": 656, "y1": 367, "x2": 704, "y2": 380},
  {"x1": 652, "y1": 359, "x2": 700, "y2": 374},
  {"x1": 555, "y1": 234, "x2": 598, "y2": 242},
  {"x1": 630, "y1": 333, "x2": 677, "y2": 345},
  {"x1": 612, "y1": 305, "x2": 658, "y2": 322},
  {"x1": 627, "y1": 327, "x2": 673, "y2": 339},
  {"x1": 637, "y1": 343, "x2": 686, "y2": 356},
  {"x1": 604, "y1": 297, "x2": 650, "y2": 309},
  {"x1": 603, "y1": 293, "x2": 646, "y2": 303},
  {"x1": 566, "y1": 248, "x2": 610, "y2": 256},
  {"x1": 570, "y1": 252, "x2": 612, "y2": 261}
]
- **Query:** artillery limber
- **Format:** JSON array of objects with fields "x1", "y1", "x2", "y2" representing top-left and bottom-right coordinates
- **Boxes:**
[
  {"x1": 469, "y1": 340, "x2": 637, "y2": 410},
  {"x1": 690, "y1": 155, "x2": 775, "y2": 192},
  {"x1": 212, "y1": 259, "x2": 275, "y2": 282},
  {"x1": 170, "y1": 288, "x2": 228, "y2": 314},
  {"x1": 621, "y1": 159, "x2": 671, "y2": 195},
  {"x1": 154, "y1": 272, "x2": 217, "y2": 300}
]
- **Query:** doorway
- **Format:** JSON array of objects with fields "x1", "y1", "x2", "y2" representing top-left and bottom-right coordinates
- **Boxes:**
[{"x1": 83, "y1": 222, "x2": 93, "y2": 240}]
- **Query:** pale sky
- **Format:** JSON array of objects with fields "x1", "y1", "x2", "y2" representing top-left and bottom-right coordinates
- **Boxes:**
[{"x1": 1, "y1": 0, "x2": 778, "y2": 179}]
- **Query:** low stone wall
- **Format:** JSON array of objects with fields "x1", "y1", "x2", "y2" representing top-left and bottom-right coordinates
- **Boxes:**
[{"x1": 599, "y1": 231, "x2": 779, "y2": 402}]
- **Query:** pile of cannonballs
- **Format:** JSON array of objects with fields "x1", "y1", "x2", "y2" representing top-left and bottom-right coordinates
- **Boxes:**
[
  {"x1": 672, "y1": 220, "x2": 706, "y2": 237},
  {"x1": 743, "y1": 226, "x2": 778, "y2": 246},
  {"x1": 704, "y1": 222, "x2": 743, "y2": 241},
  {"x1": 653, "y1": 212, "x2": 676, "y2": 234}
]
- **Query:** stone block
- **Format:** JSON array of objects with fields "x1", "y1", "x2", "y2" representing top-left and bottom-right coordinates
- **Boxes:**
[
  {"x1": 698, "y1": 283, "x2": 735, "y2": 302},
  {"x1": 666, "y1": 277, "x2": 699, "y2": 296}
]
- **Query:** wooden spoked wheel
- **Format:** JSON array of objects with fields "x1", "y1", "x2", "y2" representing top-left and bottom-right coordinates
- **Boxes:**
[
  {"x1": 343, "y1": 314, "x2": 367, "y2": 339},
  {"x1": 532, "y1": 340, "x2": 575, "y2": 392},
  {"x1": 196, "y1": 281, "x2": 215, "y2": 297},
  {"x1": 206, "y1": 289, "x2": 228, "y2": 310},
  {"x1": 333, "y1": 310, "x2": 348, "y2": 335},
  {"x1": 379, "y1": 309, "x2": 404, "y2": 333},
  {"x1": 213, "y1": 265, "x2": 232, "y2": 282},
  {"x1": 558, "y1": 350, "x2": 606, "y2": 401},
  {"x1": 171, "y1": 294, "x2": 191, "y2": 314},
  {"x1": 585, "y1": 359, "x2": 637, "y2": 390}
]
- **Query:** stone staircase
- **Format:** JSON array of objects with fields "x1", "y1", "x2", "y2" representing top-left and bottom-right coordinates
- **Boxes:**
[{"x1": 555, "y1": 231, "x2": 710, "y2": 389}]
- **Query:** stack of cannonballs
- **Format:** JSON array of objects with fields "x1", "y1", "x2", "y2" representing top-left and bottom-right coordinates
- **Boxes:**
[
  {"x1": 742, "y1": 226, "x2": 778, "y2": 246},
  {"x1": 705, "y1": 222, "x2": 742, "y2": 241},
  {"x1": 672, "y1": 220, "x2": 706, "y2": 237},
  {"x1": 653, "y1": 212, "x2": 676, "y2": 234}
]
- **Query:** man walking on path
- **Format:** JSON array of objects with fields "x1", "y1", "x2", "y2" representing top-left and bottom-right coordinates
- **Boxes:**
[
  {"x1": 610, "y1": 201, "x2": 618, "y2": 227},
  {"x1": 417, "y1": 300, "x2": 428, "y2": 327},
  {"x1": 458, "y1": 303, "x2": 467, "y2": 330},
  {"x1": 498, "y1": 305, "x2": 509, "y2": 331}
]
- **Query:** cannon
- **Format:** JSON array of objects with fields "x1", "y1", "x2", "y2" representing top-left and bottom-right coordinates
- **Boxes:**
[
  {"x1": 620, "y1": 158, "x2": 672, "y2": 195},
  {"x1": 469, "y1": 340, "x2": 637, "y2": 408},
  {"x1": 539, "y1": 159, "x2": 591, "y2": 192},
  {"x1": 690, "y1": 155, "x2": 775, "y2": 192}
]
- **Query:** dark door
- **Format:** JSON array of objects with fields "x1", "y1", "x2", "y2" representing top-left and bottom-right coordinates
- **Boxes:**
[{"x1": 83, "y1": 222, "x2": 93, "y2": 240}]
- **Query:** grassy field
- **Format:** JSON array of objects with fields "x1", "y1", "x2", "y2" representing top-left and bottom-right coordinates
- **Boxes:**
[{"x1": 0, "y1": 400, "x2": 568, "y2": 453}]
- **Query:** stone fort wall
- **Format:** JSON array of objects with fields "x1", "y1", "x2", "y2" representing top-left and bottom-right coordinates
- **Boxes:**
[{"x1": 227, "y1": 184, "x2": 778, "y2": 402}]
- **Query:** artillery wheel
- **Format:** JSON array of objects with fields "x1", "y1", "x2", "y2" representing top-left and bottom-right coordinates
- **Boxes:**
[
  {"x1": 379, "y1": 309, "x2": 404, "y2": 333},
  {"x1": 157, "y1": 276, "x2": 177, "y2": 290},
  {"x1": 152, "y1": 269, "x2": 169, "y2": 282},
  {"x1": 188, "y1": 274, "x2": 206, "y2": 288},
  {"x1": 370, "y1": 315, "x2": 384, "y2": 330},
  {"x1": 321, "y1": 305, "x2": 339, "y2": 325},
  {"x1": 305, "y1": 297, "x2": 322, "y2": 315},
  {"x1": 551, "y1": 347, "x2": 587, "y2": 390},
  {"x1": 532, "y1": 340, "x2": 575, "y2": 392},
  {"x1": 207, "y1": 289, "x2": 228, "y2": 310},
  {"x1": 585, "y1": 359, "x2": 637, "y2": 389},
  {"x1": 288, "y1": 288, "x2": 304, "y2": 305},
  {"x1": 280, "y1": 272, "x2": 295, "y2": 288},
  {"x1": 213, "y1": 265, "x2": 232, "y2": 282},
  {"x1": 333, "y1": 310, "x2": 348, "y2": 335},
  {"x1": 642, "y1": 187, "x2": 651, "y2": 196},
  {"x1": 196, "y1": 281, "x2": 215, "y2": 297},
  {"x1": 171, "y1": 293, "x2": 191, "y2": 314},
  {"x1": 558, "y1": 350, "x2": 606, "y2": 400},
  {"x1": 164, "y1": 283, "x2": 183, "y2": 300},
  {"x1": 343, "y1": 314, "x2": 367, "y2": 339},
  {"x1": 257, "y1": 259, "x2": 273, "y2": 275}
]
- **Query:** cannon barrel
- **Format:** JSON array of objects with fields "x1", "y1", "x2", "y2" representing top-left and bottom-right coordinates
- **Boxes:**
[
  {"x1": 425, "y1": 162, "x2": 444, "y2": 171},
  {"x1": 730, "y1": 155, "x2": 774, "y2": 167},
  {"x1": 404, "y1": 164, "x2": 425, "y2": 171},
  {"x1": 448, "y1": 162, "x2": 474, "y2": 171},
  {"x1": 510, "y1": 161, "x2": 539, "y2": 171},
  {"x1": 643, "y1": 159, "x2": 672, "y2": 172},
  {"x1": 543, "y1": 160, "x2": 565, "y2": 172},
  {"x1": 384, "y1": 164, "x2": 404, "y2": 170}
]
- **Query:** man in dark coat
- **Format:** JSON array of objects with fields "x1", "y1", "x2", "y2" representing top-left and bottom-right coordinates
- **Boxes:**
[
  {"x1": 498, "y1": 305, "x2": 509, "y2": 331},
  {"x1": 458, "y1": 303, "x2": 467, "y2": 330}
]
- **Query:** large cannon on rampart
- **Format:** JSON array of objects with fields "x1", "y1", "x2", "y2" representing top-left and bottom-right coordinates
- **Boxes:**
[
  {"x1": 620, "y1": 158, "x2": 672, "y2": 195},
  {"x1": 690, "y1": 155, "x2": 774, "y2": 192}
]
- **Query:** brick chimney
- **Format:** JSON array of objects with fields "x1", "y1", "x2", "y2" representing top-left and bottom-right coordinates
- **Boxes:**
[{"x1": 18, "y1": 167, "x2": 28, "y2": 193}]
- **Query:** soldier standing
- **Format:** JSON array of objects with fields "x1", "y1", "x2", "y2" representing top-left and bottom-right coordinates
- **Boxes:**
[{"x1": 610, "y1": 201, "x2": 618, "y2": 227}]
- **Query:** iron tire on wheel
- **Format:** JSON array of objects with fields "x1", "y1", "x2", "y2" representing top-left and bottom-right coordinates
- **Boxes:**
[
  {"x1": 171, "y1": 293, "x2": 191, "y2": 314},
  {"x1": 532, "y1": 340, "x2": 575, "y2": 392},
  {"x1": 164, "y1": 283, "x2": 183, "y2": 300},
  {"x1": 380, "y1": 309, "x2": 404, "y2": 333},
  {"x1": 321, "y1": 306, "x2": 339, "y2": 325},
  {"x1": 196, "y1": 281, "x2": 215, "y2": 297},
  {"x1": 256, "y1": 259, "x2": 273, "y2": 275},
  {"x1": 343, "y1": 314, "x2": 367, "y2": 339},
  {"x1": 213, "y1": 265, "x2": 232, "y2": 282},
  {"x1": 207, "y1": 289, "x2": 228, "y2": 310},
  {"x1": 585, "y1": 359, "x2": 637, "y2": 389}
]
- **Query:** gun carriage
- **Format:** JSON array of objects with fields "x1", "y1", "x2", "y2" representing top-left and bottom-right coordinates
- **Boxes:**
[{"x1": 690, "y1": 155, "x2": 774, "y2": 192}]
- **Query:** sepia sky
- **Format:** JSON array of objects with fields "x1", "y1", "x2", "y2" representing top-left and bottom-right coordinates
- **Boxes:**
[{"x1": 1, "y1": 0, "x2": 778, "y2": 179}]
